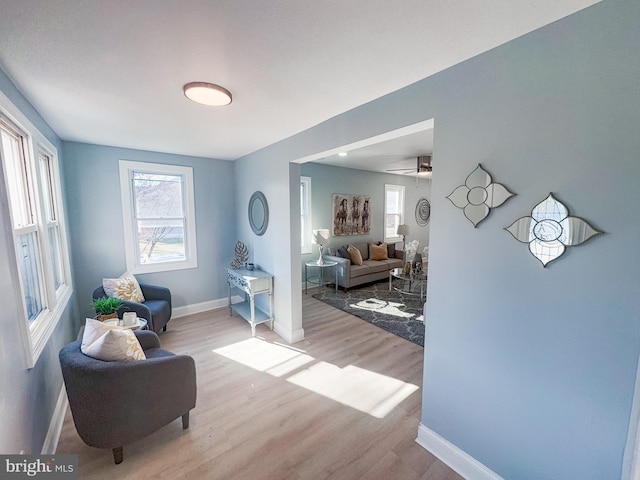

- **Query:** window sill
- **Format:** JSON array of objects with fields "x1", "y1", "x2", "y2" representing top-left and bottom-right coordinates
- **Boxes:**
[{"x1": 127, "y1": 258, "x2": 198, "y2": 275}]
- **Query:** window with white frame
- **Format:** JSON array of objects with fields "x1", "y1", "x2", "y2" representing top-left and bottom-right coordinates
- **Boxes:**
[
  {"x1": 0, "y1": 103, "x2": 72, "y2": 368},
  {"x1": 119, "y1": 160, "x2": 197, "y2": 274},
  {"x1": 384, "y1": 184, "x2": 405, "y2": 243},
  {"x1": 300, "y1": 176, "x2": 312, "y2": 254}
]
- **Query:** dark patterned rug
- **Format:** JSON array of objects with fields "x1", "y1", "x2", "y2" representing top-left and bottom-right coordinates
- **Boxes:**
[{"x1": 312, "y1": 280, "x2": 425, "y2": 346}]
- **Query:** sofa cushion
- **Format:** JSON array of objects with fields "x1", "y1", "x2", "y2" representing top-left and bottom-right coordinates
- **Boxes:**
[
  {"x1": 335, "y1": 246, "x2": 350, "y2": 259},
  {"x1": 347, "y1": 245, "x2": 363, "y2": 265},
  {"x1": 382, "y1": 258, "x2": 404, "y2": 270},
  {"x1": 349, "y1": 264, "x2": 372, "y2": 278},
  {"x1": 370, "y1": 243, "x2": 388, "y2": 260},
  {"x1": 363, "y1": 260, "x2": 389, "y2": 274}
]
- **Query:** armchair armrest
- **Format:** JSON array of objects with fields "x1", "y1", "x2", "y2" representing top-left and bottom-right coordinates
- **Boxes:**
[
  {"x1": 135, "y1": 330, "x2": 160, "y2": 349},
  {"x1": 92, "y1": 286, "x2": 107, "y2": 300},
  {"x1": 139, "y1": 283, "x2": 171, "y2": 307},
  {"x1": 323, "y1": 255, "x2": 350, "y2": 288}
]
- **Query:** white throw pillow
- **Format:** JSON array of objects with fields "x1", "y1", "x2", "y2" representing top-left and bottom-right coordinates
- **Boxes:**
[
  {"x1": 103, "y1": 272, "x2": 145, "y2": 303},
  {"x1": 81, "y1": 318, "x2": 146, "y2": 362}
]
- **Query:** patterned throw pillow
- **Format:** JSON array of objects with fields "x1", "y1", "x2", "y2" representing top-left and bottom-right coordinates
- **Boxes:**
[
  {"x1": 347, "y1": 244, "x2": 363, "y2": 265},
  {"x1": 81, "y1": 318, "x2": 146, "y2": 362},
  {"x1": 103, "y1": 272, "x2": 145, "y2": 302},
  {"x1": 370, "y1": 242, "x2": 388, "y2": 261}
]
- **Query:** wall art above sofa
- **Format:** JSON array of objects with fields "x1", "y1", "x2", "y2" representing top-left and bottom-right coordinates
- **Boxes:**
[{"x1": 333, "y1": 193, "x2": 371, "y2": 236}]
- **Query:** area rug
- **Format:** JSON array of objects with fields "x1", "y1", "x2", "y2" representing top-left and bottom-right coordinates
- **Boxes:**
[{"x1": 312, "y1": 280, "x2": 425, "y2": 347}]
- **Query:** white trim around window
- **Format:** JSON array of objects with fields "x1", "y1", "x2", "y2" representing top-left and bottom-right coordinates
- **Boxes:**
[
  {"x1": 384, "y1": 183, "x2": 405, "y2": 244},
  {"x1": 119, "y1": 160, "x2": 198, "y2": 274},
  {"x1": 301, "y1": 176, "x2": 312, "y2": 254},
  {"x1": 0, "y1": 89, "x2": 73, "y2": 369}
]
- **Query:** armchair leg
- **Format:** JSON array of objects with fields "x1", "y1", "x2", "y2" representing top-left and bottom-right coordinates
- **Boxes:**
[
  {"x1": 163, "y1": 325, "x2": 167, "y2": 332},
  {"x1": 182, "y1": 412, "x2": 190, "y2": 429},
  {"x1": 112, "y1": 446, "x2": 123, "y2": 464}
]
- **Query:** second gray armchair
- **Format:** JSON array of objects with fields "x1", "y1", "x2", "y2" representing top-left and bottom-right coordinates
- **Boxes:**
[{"x1": 93, "y1": 282, "x2": 171, "y2": 333}]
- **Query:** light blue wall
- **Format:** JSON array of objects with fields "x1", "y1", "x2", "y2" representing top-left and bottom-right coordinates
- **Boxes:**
[
  {"x1": 0, "y1": 68, "x2": 77, "y2": 454},
  {"x1": 421, "y1": 2, "x2": 639, "y2": 478},
  {"x1": 61, "y1": 142, "x2": 236, "y2": 326},
  {"x1": 235, "y1": 1, "x2": 640, "y2": 478},
  {"x1": 300, "y1": 162, "x2": 431, "y2": 267},
  {"x1": 1, "y1": 1, "x2": 637, "y2": 476},
  {"x1": 232, "y1": 155, "x2": 304, "y2": 342}
]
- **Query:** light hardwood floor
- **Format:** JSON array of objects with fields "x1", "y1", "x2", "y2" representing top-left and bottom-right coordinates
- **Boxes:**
[{"x1": 56, "y1": 292, "x2": 462, "y2": 480}]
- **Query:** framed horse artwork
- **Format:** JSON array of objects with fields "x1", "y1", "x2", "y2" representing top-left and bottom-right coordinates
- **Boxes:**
[{"x1": 333, "y1": 193, "x2": 371, "y2": 236}]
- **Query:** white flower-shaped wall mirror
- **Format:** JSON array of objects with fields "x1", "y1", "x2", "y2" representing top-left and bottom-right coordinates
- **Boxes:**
[
  {"x1": 505, "y1": 193, "x2": 602, "y2": 267},
  {"x1": 447, "y1": 164, "x2": 515, "y2": 227}
]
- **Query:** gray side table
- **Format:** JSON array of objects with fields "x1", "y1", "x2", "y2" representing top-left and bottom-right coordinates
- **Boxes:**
[{"x1": 305, "y1": 260, "x2": 338, "y2": 294}]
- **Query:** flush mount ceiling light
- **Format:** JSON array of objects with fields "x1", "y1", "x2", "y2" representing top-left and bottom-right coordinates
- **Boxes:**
[{"x1": 183, "y1": 82, "x2": 232, "y2": 106}]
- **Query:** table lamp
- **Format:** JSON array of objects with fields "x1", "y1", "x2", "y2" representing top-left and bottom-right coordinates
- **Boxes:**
[
  {"x1": 312, "y1": 229, "x2": 330, "y2": 265},
  {"x1": 396, "y1": 224, "x2": 410, "y2": 263}
]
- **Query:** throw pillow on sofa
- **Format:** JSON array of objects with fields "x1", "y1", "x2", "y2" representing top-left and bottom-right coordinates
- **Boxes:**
[
  {"x1": 377, "y1": 241, "x2": 396, "y2": 258},
  {"x1": 335, "y1": 246, "x2": 350, "y2": 259},
  {"x1": 387, "y1": 243, "x2": 396, "y2": 258},
  {"x1": 347, "y1": 245, "x2": 363, "y2": 265},
  {"x1": 370, "y1": 242, "x2": 388, "y2": 260}
]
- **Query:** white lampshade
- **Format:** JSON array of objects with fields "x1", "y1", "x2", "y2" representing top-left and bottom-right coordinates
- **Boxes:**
[
  {"x1": 396, "y1": 224, "x2": 411, "y2": 236},
  {"x1": 313, "y1": 229, "x2": 330, "y2": 246}
]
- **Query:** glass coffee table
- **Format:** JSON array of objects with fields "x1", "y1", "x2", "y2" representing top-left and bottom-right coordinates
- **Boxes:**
[{"x1": 389, "y1": 268, "x2": 427, "y2": 302}]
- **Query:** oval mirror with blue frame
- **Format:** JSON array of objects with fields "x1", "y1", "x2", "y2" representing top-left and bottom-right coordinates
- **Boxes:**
[{"x1": 248, "y1": 191, "x2": 269, "y2": 236}]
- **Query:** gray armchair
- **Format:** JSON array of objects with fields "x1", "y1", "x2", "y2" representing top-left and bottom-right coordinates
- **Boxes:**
[
  {"x1": 92, "y1": 282, "x2": 171, "y2": 333},
  {"x1": 59, "y1": 330, "x2": 196, "y2": 464}
]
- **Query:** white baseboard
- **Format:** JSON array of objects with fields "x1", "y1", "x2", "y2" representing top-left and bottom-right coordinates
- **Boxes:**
[
  {"x1": 42, "y1": 386, "x2": 68, "y2": 454},
  {"x1": 416, "y1": 423, "x2": 503, "y2": 480},
  {"x1": 173, "y1": 297, "x2": 305, "y2": 344},
  {"x1": 172, "y1": 296, "x2": 242, "y2": 319},
  {"x1": 273, "y1": 322, "x2": 305, "y2": 344}
]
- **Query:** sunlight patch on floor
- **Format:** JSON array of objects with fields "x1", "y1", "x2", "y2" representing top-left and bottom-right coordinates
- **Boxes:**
[
  {"x1": 213, "y1": 337, "x2": 419, "y2": 418},
  {"x1": 213, "y1": 337, "x2": 313, "y2": 377},
  {"x1": 287, "y1": 362, "x2": 419, "y2": 418},
  {"x1": 350, "y1": 297, "x2": 416, "y2": 319}
]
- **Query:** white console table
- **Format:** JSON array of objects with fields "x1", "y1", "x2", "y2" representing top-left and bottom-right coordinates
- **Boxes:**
[{"x1": 226, "y1": 267, "x2": 274, "y2": 337}]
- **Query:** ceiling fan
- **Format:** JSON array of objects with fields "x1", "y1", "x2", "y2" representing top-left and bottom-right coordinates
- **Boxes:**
[{"x1": 386, "y1": 155, "x2": 432, "y2": 175}]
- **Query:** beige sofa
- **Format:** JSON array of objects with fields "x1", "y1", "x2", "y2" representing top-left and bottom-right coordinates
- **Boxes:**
[{"x1": 323, "y1": 242, "x2": 404, "y2": 290}]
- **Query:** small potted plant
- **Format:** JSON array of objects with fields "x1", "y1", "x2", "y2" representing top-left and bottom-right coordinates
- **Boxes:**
[{"x1": 92, "y1": 297, "x2": 123, "y2": 322}]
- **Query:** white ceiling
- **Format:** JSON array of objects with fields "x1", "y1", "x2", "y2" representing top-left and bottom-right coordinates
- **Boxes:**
[
  {"x1": 0, "y1": 0, "x2": 599, "y2": 168},
  {"x1": 312, "y1": 128, "x2": 434, "y2": 177}
]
